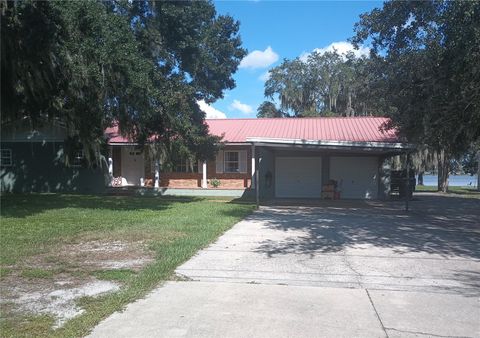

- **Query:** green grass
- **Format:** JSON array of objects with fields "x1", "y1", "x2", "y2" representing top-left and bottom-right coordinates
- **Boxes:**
[
  {"x1": 21, "y1": 268, "x2": 55, "y2": 279},
  {"x1": 0, "y1": 267, "x2": 12, "y2": 279},
  {"x1": 93, "y1": 269, "x2": 137, "y2": 282},
  {"x1": 415, "y1": 185, "x2": 480, "y2": 198},
  {"x1": 0, "y1": 194, "x2": 255, "y2": 337}
]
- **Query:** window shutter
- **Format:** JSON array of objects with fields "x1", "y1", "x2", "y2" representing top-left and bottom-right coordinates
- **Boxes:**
[
  {"x1": 215, "y1": 151, "x2": 224, "y2": 173},
  {"x1": 239, "y1": 150, "x2": 247, "y2": 173}
]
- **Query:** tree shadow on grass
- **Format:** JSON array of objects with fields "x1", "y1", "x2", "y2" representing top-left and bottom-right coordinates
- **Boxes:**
[
  {"x1": 0, "y1": 193, "x2": 202, "y2": 218},
  {"x1": 250, "y1": 194, "x2": 480, "y2": 260}
]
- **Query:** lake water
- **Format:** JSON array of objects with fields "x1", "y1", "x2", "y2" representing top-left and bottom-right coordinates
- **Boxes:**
[{"x1": 419, "y1": 174, "x2": 478, "y2": 187}]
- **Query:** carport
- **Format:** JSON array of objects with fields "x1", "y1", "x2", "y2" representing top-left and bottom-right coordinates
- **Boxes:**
[{"x1": 249, "y1": 137, "x2": 414, "y2": 204}]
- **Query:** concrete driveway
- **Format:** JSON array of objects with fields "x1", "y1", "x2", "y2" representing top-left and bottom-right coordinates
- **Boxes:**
[{"x1": 90, "y1": 194, "x2": 480, "y2": 338}]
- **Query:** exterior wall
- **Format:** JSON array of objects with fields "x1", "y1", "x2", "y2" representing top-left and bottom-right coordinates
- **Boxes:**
[
  {"x1": 258, "y1": 147, "x2": 275, "y2": 199},
  {"x1": 0, "y1": 142, "x2": 107, "y2": 193},
  {"x1": 159, "y1": 145, "x2": 252, "y2": 189},
  {"x1": 108, "y1": 143, "x2": 391, "y2": 200},
  {"x1": 160, "y1": 173, "x2": 202, "y2": 188}
]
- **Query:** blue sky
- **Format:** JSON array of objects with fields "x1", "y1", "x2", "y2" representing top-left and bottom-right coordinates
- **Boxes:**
[{"x1": 200, "y1": 1, "x2": 381, "y2": 119}]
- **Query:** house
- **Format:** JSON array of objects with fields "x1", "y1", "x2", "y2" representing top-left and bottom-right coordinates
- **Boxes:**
[
  {"x1": 105, "y1": 117, "x2": 413, "y2": 200},
  {"x1": 0, "y1": 118, "x2": 107, "y2": 193}
]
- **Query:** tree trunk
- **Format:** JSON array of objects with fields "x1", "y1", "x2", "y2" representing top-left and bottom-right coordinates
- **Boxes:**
[
  {"x1": 418, "y1": 171, "x2": 424, "y2": 186},
  {"x1": 347, "y1": 91, "x2": 353, "y2": 116},
  {"x1": 437, "y1": 150, "x2": 449, "y2": 193},
  {"x1": 477, "y1": 150, "x2": 480, "y2": 192}
]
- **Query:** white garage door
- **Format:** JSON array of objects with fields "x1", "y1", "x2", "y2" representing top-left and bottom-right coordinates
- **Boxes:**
[
  {"x1": 330, "y1": 157, "x2": 378, "y2": 199},
  {"x1": 275, "y1": 157, "x2": 322, "y2": 198}
]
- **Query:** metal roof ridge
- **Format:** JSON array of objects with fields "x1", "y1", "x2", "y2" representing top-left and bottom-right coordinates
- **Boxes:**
[{"x1": 205, "y1": 116, "x2": 389, "y2": 121}]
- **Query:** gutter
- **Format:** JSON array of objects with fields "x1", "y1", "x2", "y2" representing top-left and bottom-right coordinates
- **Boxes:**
[{"x1": 245, "y1": 137, "x2": 415, "y2": 150}]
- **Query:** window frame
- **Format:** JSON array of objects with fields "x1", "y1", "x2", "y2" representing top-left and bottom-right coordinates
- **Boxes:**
[
  {"x1": 0, "y1": 149, "x2": 12, "y2": 167},
  {"x1": 224, "y1": 151, "x2": 240, "y2": 173}
]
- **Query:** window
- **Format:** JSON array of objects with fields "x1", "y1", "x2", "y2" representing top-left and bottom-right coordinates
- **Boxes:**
[
  {"x1": 72, "y1": 150, "x2": 84, "y2": 167},
  {"x1": 224, "y1": 151, "x2": 240, "y2": 173},
  {"x1": 173, "y1": 158, "x2": 198, "y2": 173},
  {"x1": 0, "y1": 149, "x2": 12, "y2": 166}
]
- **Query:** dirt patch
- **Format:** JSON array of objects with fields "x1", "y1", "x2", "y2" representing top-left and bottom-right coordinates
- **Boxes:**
[
  {"x1": 26, "y1": 239, "x2": 155, "y2": 272},
  {"x1": 0, "y1": 239, "x2": 155, "y2": 327},
  {"x1": 1, "y1": 275, "x2": 119, "y2": 327}
]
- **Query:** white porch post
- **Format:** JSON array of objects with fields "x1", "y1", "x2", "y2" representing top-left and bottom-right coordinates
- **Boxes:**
[
  {"x1": 202, "y1": 160, "x2": 207, "y2": 188},
  {"x1": 154, "y1": 160, "x2": 160, "y2": 188},
  {"x1": 255, "y1": 166, "x2": 260, "y2": 209},
  {"x1": 108, "y1": 157, "x2": 113, "y2": 175},
  {"x1": 251, "y1": 144, "x2": 256, "y2": 189},
  {"x1": 108, "y1": 157, "x2": 113, "y2": 184}
]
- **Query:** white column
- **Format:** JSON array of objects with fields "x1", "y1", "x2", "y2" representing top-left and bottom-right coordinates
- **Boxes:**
[
  {"x1": 202, "y1": 161, "x2": 207, "y2": 188},
  {"x1": 154, "y1": 160, "x2": 160, "y2": 188},
  {"x1": 108, "y1": 157, "x2": 113, "y2": 175},
  {"x1": 251, "y1": 144, "x2": 256, "y2": 188},
  {"x1": 108, "y1": 153, "x2": 113, "y2": 186}
]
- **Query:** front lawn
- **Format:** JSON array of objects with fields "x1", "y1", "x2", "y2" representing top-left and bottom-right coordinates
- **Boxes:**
[
  {"x1": 415, "y1": 185, "x2": 480, "y2": 198},
  {"x1": 0, "y1": 194, "x2": 255, "y2": 337}
]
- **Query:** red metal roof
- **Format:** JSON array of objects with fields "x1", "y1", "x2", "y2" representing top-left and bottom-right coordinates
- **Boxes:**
[
  {"x1": 105, "y1": 125, "x2": 134, "y2": 144},
  {"x1": 205, "y1": 117, "x2": 400, "y2": 143},
  {"x1": 106, "y1": 117, "x2": 401, "y2": 144}
]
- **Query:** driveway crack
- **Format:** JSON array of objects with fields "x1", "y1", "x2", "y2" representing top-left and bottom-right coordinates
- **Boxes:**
[
  {"x1": 342, "y1": 250, "x2": 363, "y2": 288},
  {"x1": 365, "y1": 289, "x2": 389, "y2": 338},
  {"x1": 384, "y1": 327, "x2": 472, "y2": 338}
]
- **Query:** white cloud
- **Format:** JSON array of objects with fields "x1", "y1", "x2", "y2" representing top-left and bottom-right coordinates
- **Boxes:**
[
  {"x1": 197, "y1": 100, "x2": 226, "y2": 119},
  {"x1": 239, "y1": 46, "x2": 279, "y2": 69},
  {"x1": 258, "y1": 71, "x2": 271, "y2": 82},
  {"x1": 229, "y1": 99, "x2": 253, "y2": 115},
  {"x1": 300, "y1": 41, "x2": 370, "y2": 61}
]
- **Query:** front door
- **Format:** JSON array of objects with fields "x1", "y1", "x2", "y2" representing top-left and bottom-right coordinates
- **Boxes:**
[{"x1": 121, "y1": 147, "x2": 144, "y2": 185}]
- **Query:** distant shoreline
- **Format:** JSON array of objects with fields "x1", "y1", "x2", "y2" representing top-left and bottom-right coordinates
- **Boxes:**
[{"x1": 417, "y1": 174, "x2": 478, "y2": 187}]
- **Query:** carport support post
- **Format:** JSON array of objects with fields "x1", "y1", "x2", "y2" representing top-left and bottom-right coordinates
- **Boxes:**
[
  {"x1": 251, "y1": 144, "x2": 256, "y2": 189},
  {"x1": 255, "y1": 168, "x2": 259, "y2": 209},
  {"x1": 405, "y1": 152, "x2": 411, "y2": 211}
]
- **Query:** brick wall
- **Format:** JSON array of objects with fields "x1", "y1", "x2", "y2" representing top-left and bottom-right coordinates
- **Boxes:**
[
  {"x1": 160, "y1": 145, "x2": 252, "y2": 189},
  {"x1": 160, "y1": 173, "x2": 202, "y2": 188}
]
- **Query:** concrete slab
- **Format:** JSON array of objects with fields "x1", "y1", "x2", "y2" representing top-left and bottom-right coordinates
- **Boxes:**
[
  {"x1": 177, "y1": 204, "x2": 480, "y2": 296},
  {"x1": 89, "y1": 282, "x2": 386, "y2": 338},
  {"x1": 90, "y1": 195, "x2": 480, "y2": 337},
  {"x1": 369, "y1": 289, "x2": 480, "y2": 338}
]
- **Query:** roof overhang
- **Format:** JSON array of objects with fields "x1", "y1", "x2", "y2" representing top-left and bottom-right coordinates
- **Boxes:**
[
  {"x1": 109, "y1": 142, "x2": 140, "y2": 146},
  {"x1": 246, "y1": 137, "x2": 414, "y2": 153}
]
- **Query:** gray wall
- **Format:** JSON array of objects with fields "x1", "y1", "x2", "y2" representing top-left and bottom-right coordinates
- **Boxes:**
[
  {"x1": 1, "y1": 142, "x2": 107, "y2": 193},
  {"x1": 258, "y1": 147, "x2": 275, "y2": 199}
]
